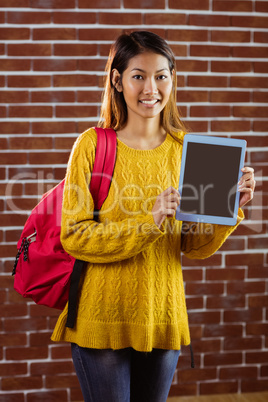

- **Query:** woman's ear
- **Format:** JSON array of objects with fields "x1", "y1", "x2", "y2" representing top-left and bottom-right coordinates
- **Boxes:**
[{"x1": 111, "y1": 69, "x2": 123, "y2": 92}]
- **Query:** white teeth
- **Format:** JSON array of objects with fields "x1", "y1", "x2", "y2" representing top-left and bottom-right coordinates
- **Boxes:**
[{"x1": 140, "y1": 100, "x2": 158, "y2": 105}]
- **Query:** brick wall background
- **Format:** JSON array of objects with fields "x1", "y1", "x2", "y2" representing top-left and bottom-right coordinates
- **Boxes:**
[{"x1": 0, "y1": 0, "x2": 267, "y2": 401}]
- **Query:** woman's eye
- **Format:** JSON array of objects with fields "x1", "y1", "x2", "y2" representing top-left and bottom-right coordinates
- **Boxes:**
[
  {"x1": 133, "y1": 75, "x2": 143, "y2": 80},
  {"x1": 157, "y1": 75, "x2": 167, "y2": 80}
]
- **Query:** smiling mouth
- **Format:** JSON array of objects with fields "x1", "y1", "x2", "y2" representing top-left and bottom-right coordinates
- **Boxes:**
[{"x1": 139, "y1": 100, "x2": 159, "y2": 105}]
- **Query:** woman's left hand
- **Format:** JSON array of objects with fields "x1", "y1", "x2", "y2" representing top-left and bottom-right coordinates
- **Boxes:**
[{"x1": 238, "y1": 167, "x2": 256, "y2": 208}]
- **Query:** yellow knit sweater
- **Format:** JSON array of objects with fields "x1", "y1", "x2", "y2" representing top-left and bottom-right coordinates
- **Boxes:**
[{"x1": 51, "y1": 128, "x2": 244, "y2": 351}]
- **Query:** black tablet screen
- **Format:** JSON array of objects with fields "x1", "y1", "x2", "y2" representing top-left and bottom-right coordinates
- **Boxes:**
[{"x1": 180, "y1": 142, "x2": 242, "y2": 218}]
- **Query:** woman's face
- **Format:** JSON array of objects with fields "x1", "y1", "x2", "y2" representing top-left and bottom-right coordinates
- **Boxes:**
[{"x1": 113, "y1": 51, "x2": 173, "y2": 124}]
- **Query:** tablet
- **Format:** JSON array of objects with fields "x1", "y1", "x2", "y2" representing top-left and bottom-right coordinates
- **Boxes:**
[{"x1": 175, "y1": 134, "x2": 246, "y2": 226}]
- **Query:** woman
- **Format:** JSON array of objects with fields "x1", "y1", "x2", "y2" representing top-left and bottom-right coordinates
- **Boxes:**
[{"x1": 51, "y1": 31, "x2": 255, "y2": 401}]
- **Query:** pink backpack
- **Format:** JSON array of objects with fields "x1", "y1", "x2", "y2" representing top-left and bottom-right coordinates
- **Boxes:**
[{"x1": 12, "y1": 128, "x2": 117, "y2": 328}]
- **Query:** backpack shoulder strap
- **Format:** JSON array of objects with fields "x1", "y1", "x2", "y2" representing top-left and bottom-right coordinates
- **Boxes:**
[
  {"x1": 65, "y1": 127, "x2": 117, "y2": 329},
  {"x1": 90, "y1": 127, "x2": 117, "y2": 211}
]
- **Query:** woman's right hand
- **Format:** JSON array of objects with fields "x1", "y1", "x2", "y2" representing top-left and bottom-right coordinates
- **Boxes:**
[{"x1": 152, "y1": 186, "x2": 181, "y2": 228}]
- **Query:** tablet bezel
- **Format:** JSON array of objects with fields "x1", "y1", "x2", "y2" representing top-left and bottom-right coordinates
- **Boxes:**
[{"x1": 175, "y1": 134, "x2": 247, "y2": 226}]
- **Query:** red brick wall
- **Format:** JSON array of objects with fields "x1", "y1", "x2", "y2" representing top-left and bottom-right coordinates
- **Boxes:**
[{"x1": 1, "y1": 1, "x2": 268, "y2": 401}]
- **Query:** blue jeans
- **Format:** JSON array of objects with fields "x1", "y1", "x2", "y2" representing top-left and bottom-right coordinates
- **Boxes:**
[{"x1": 71, "y1": 344, "x2": 180, "y2": 402}]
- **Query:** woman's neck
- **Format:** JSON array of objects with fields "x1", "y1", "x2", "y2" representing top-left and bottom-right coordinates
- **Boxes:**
[{"x1": 116, "y1": 118, "x2": 166, "y2": 150}]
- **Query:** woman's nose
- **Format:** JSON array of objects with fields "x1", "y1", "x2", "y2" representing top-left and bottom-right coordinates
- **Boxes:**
[{"x1": 143, "y1": 78, "x2": 158, "y2": 95}]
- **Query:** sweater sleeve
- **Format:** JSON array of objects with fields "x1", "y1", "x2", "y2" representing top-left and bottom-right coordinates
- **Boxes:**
[
  {"x1": 60, "y1": 128, "x2": 164, "y2": 264},
  {"x1": 181, "y1": 208, "x2": 244, "y2": 260}
]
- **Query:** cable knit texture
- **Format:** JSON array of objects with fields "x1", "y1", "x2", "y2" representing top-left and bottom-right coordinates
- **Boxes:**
[{"x1": 51, "y1": 128, "x2": 244, "y2": 352}]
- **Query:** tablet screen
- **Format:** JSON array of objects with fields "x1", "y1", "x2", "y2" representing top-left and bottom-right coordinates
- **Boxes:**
[{"x1": 176, "y1": 135, "x2": 246, "y2": 225}]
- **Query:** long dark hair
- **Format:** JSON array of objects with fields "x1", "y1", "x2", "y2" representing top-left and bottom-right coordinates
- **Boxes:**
[{"x1": 99, "y1": 31, "x2": 186, "y2": 142}]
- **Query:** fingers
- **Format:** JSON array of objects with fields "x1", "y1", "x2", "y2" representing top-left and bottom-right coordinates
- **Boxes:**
[
  {"x1": 152, "y1": 187, "x2": 181, "y2": 228},
  {"x1": 238, "y1": 166, "x2": 256, "y2": 208}
]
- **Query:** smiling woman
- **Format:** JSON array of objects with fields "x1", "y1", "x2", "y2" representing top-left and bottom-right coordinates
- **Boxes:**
[{"x1": 51, "y1": 31, "x2": 256, "y2": 402}]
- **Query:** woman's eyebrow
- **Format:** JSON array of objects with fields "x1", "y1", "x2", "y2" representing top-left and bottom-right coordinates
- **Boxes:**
[{"x1": 130, "y1": 68, "x2": 169, "y2": 73}]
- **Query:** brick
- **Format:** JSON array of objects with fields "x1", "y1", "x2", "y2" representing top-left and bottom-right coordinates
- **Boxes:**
[
  {"x1": 0, "y1": 59, "x2": 31, "y2": 71},
  {"x1": 232, "y1": 16, "x2": 268, "y2": 28},
  {"x1": 206, "y1": 295, "x2": 245, "y2": 310},
  {"x1": 227, "y1": 281, "x2": 266, "y2": 295},
  {"x1": 32, "y1": 121, "x2": 76, "y2": 134},
  {"x1": 246, "y1": 351, "x2": 268, "y2": 364},
  {"x1": 6, "y1": 346, "x2": 48, "y2": 361},
  {"x1": 0, "y1": 106, "x2": 7, "y2": 117},
  {"x1": 253, "y1": 91, "x2": 268, "y2": 103},
  {"x1": 124, "y1": 0, "x2": 164, "y2": 8},
  {"x1": 189, "y1": 14, "x2": 230, "y2": 27},
  {"x1": 182, "y1": 254, "x2": 222, "y2": 267},
  {"x1": 186, "y1": 282, "x2": 224, "y2": 296},
  {"x1": 254, "y1": 62, "x2": 268, "y2": 73},
  {"x1": 220, "y1": 366, "x2": 257, "y2": 380},
  {"x1": 33, "y1": 28, "x2": 76, "y2": 41},
  {"x1": 46, "y1": 374, "x2": 79, "y2": 388},
  {"x1": 1, "y1": 0, "x2": 29, "y2": 6},
  {"x1": 77, "y1": 90, "x2": 102, "y2": 103},
  {"x1": 233, "y1": 46, "x2": 268, "y2": 58},
  {"x1": 31, "y1": 90, "x2": 75, "y2": 103},
  {"x1": 29, "y1": 152, "x2": 69, "y2": 165},
  {"x1": 188, "y1": 311, "x2": 221, "y2": 325},
  {"x1": 204, "y1": 323, "x2": 243, "y2": 337},
  {"x1": 7, "y1": 11, "x2": 51, "y2": 24},
  {"x1": 248, "y1": 237, "x2": 268, "y2": 250},
  {"x1": 231, "y1": 76, "x2": 268, "y2": 88},
  {"x1": 254, "y1": 31, "x2": 268, "y2": 44},
  {"x1": 53, "y1": 74, "x2": 97, "y2": 87},
  {"x1": 251, "y1": 151, "x2": 268, "y2": 163},
  {"x1": 169, "y1": 44, "x2": 188, "y2": 57},
  {"x1": 31, "y1": 361, "x2": 74, "y2": 376},
  {"x1": 145, "y1": 13, "x2": 186, "y2": 25},
  {"x1": 55, "y1": 105, "x2": 98, "y2": 118},
  {"x1": 79, "y1": 0, "x2": 120, "y2": 7},
  {"x1": 179, "y1": 368, "x2": 217, "y2": 383},
  {"x1": 4, "y1": 317, "x2": 48, "y2": 332},
  {"x1": 0, "y1": 152, "x2": 27, "y2": 165},
  {"x1": 246, "y1": 323, "x2": 268, "y2": 336},
  {"x1": 211, "y1": 90, "x2": 250, "y2": 103},
  {"x1": 2, "y1": 376, "x2": 43, "y2": 391},
  {"x1": 248, "y1": 265, "x2": 268, "y2": 279},
  {"x1": 54, "y1": 137, "x2": 76, "y2": 150},
  {"x1": 54, "y1": 43, "x2": 97, "y2": 56},
  {"x1": 168, "y1": 29, "x2": 209, "y2": 42},
  {"x1": 27, "y1": 390, "x2": 68, "y2": 402},
  {"x1": 33, "y1": 59, "x2": 77, "y2": 72},
  {"x1": 241, "y1": 379, "x2": 268, "y2": 393},
  {"x1": 53, "y1": 11, "x2": 96, "y2": 24},
  {"x1": 188, "y1": 75, "x2": 228, "y2": 87},
  {"x1": 200, "y1": 381, "x2": 238, "y2": 395},
  {"x1": 8, "y1": 75, "x2": 51, "y2": 88},
  {"x1": 178, "y1": 90, "x2": 208, "y2": 103},
  {"x1": 211, "y1": 60, "x2": 251, "y2": 73},
  {"x1": 30, "y1": 332, "x2": 53, "y2": 346},
  {"x1": 225, "y1": 336, "x2": 262, "y2": 351},
  {"x1": 0, "y1": 333, "x2": 27, "y2": 347},
  {"x1": 51, "y1": 345, "x2": 72, "y2": 359},
  {"x1": 100, "y1": 12, "x2": 142, "y2": 25},
  {"x1": 182, "y1": 268, "x2": 203, "y2": 282},
  {"x1": 79, "y1": 28, "x2": 122, "y2": 41},
  {"x1": 191, "y1": 338, "x2": 221, "y2": 353},
  {"x1": 211, "y1": 120, "x2": 251, "y2": 132},
  {"x1": 204, "y1": 352, "x2": 242, "y2": 366},
  {"x1": 9, "y1": 106, "x2": 53, "y2": 118},
  {"x1": 0, "y1": 303, "x2": 27, "y2": 318},
  {"x1": 253, "y1": 121, "x2": 268, "y2": 132},
  {"x1": 77, "y1": 59, "x2": 109, "y2": 72},
  {"x1": 248, "y1": 295, "x2": 268, "y2": 308},
  {"x1": 190, "y1": 44, "x2": 230, "y2": 58},
  {"x1": 226, "y1": 253, "x2": 264, "y2": 266},
  {"x1": 186, "y1": 297, "x2": 204, "y2": 310},
  {"x1": 0, "y1": 362, "x2": 27, "y2": 377},
  {"x1": 30, "y1": 304, "x2": 61, "y2": 318},
  {"x1": 211, "y1": 30, "x2": 250, "y2": 43},
  {"x1": 213, "y1": 1, "x2": 253, "y2": 12},
  {"x1": 224, "y1": 308, "x2": 263, "y2": 323},
  {"x1": 256, "y1": 1, "x2": 268, "y2": 12},
  {"x1": 190, "y1": 105, "x2": 230, "y2": 117},
  {"x1": 0, "y1": 394, "x2": 24, "y2": 402},
  {"x1": 206, "y1": 267, "x2": 245, "y2": 281},
  {"x1": 0, "y1": 90, "x2": 29, "y2": 103},
  {"x1": 31, "y1": 0, "x2": 75, "y2": 7},
  {"x1": 0, "y1": 28, "x2": 30, "y2": 40}
]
